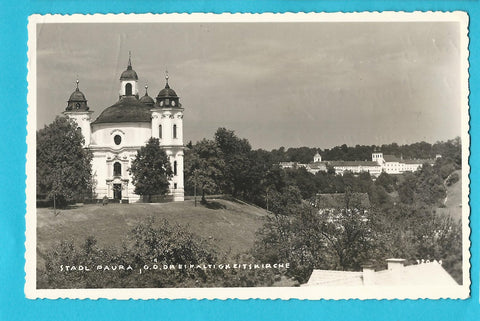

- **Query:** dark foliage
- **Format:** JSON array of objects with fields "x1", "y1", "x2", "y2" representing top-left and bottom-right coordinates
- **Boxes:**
[
  {"x1": 184, "y1": 138, "x2": 225, "y2": 202},
  {"x1": 129, "y1": 137, "x2": 173, "y2": 202},
  {"x1": 36, "y1": 116, "x2": 92, "y2": 207},
  {"x1": 39, "y1": 218, "x2": 281, "y2": 288},
  {"x1": 181, "y1": 128, "x2": 463, "y2": 284}
]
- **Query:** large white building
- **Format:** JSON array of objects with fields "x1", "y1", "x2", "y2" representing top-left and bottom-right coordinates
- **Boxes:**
[
  {"x1": 280, "y1": 151, "x2": 437, "y2": 177},
  {"x1": 63, "y1": 56, "x2": 184, "y2": 202},
  {"x1": 372, "y1": 152, "x2": 436, "y2": 174}
]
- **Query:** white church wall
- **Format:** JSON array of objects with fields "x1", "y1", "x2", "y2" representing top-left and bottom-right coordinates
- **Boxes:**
[
  {"x1": 91, "y1": 153, "x2": 108, "y2": 199},
  {"x1": 90, "y1": 122, "x2": 151, "y2": 147}
]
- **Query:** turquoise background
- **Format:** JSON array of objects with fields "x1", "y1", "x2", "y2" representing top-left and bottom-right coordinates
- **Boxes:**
[{"x1": 0, "y1": 1, "x2": 478, "y2": 320}]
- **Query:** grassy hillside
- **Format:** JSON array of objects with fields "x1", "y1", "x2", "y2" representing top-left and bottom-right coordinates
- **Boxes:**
[
  {"x1": 437, "y1": 170, "x2": 463, "y2": 222},
  {"x1": 37, "y1": 198, "x2": 268, "y2": 269}
]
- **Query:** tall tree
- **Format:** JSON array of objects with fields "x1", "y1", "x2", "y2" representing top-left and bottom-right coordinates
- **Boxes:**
[
  {"x1": 184, "y1": 139, "x2": 225, "y2": 203},
  {"x1": 129, "y1": 137, "x2": 172, "y2": 202},
  {"x1": 37, "y1": 116, "x2": 92, "y2": 209},
  {"x1": 214, "y1": 128, "x2": 252, "y2": 197}
]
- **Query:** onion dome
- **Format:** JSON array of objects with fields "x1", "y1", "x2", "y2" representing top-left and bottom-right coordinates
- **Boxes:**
[
  {"x1": 92, "y1": 96, "x2": 151, "y2": 124},
  {"x1": 120, "y1": 52, "x2": 138, "y2": 80},
  {"x1": 139, "y1": 84, "x2": 155, "y2": 106},
  {"x1": 65, "y1": 79, "x2": 89, "y2": 111},
  {"x1": 155, "y1": 72, "x2": 181, "y2": 108}
]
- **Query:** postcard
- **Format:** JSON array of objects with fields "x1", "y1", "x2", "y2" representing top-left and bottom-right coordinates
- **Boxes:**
[{"x1": 25, "y1": 12, "x2": 470, "y2": 299}]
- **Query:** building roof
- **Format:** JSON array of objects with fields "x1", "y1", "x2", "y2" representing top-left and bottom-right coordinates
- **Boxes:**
[
  {"x1": 68, "y1": 87, "x2": 87, "y2": 102},
  {"x1": 307, "y1": 163, "x2": 327, "y2": 170},
  {"x1": 305, "y1": 261, "x2": 458, "y2": 287},
  {"x1": 306, "y1": 270, "x2": 364, "y2": 286},
  {"x1": 403, "y1": 159, "x2": 435, "y2": 165},
  {"x1": 328, "y1": 161, "x2": 380, "y2": 167},
  {"x1": 120, "y1": 68, "x2": 138, "y2": 81},
  {"x1": 157, "y1": 83, "x2": 178, "y2": 98},
  {"x1": 139, "y1": 85, "x2": 155, "y2": 106},
  {"x1": 92, "y1": 96, "x2": 151, "y2": 124},
  {"x1": 139, "y1": 93, "x2": 155, "y2": 106},
  {"x1": 315, "y1": 193, "x2": 371, "y2": 209},
  {"x1": 155, "y1": 72, "x2": 178, "y2": 98},
  {"x1": 383, "y1": 154, "x2": 435, "y2": 165}
]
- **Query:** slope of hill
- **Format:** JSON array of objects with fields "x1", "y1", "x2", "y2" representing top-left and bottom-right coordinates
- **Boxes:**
[
  {"x1": 37, "y1": 198, "x2": 269, "y2": 268},
  {"x1": 437, "y1": 170, "x2": 463, "y2": 221}
]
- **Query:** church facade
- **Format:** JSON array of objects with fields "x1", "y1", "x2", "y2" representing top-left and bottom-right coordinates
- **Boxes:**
[{"x1": 62, "y1": 56, "x2": 185, "y2": 202}]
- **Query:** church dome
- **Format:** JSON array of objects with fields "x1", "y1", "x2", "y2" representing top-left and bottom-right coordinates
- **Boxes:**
[
  {"x1": 139, "y1": 85, "x2": 155, "y2": 106},
  {"x1": 69, "y1": 88, "x2": 87, "y2": 102},
  {"x1": 140, "y1": 93, "x2": 155, "y2": 105},
  {"x1": 157, "y1": 85, "x2": 178, "y2": 98},
  {"x1": 155, "y1": 72, "x2": 182, "y2": 108},
  {"x1": 120, "y1": 68, "x2": 138, "y2": 80},
  {"x1": 119, "y1": 53, "x2": 138, "y2": 80},
  {"x1": 65, "y1": 80, "x2": 89, "y2": 111},
  {"x1": 92, "y1": 96, "x2": 151, "y2": 124},
  {"x1": 156, "y1": 72, "x2": 178, "y2": 98}
]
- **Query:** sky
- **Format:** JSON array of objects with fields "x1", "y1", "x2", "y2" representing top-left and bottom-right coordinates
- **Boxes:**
[{"x1": 35, "y1": 21, "x2": 463, "y2": 150}]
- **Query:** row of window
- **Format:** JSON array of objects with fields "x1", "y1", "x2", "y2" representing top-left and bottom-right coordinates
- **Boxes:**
[
  {"x1": 158, "y1": 124, "x2": 177, "y2": 139},
  {"x1": 113, "y1": 161, "x2": 178, "y2": 176}
]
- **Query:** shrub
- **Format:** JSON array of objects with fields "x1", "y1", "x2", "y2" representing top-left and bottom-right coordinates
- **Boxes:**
[{"x1": 37, "y1": 218, "x2": 282, "y2": 288}]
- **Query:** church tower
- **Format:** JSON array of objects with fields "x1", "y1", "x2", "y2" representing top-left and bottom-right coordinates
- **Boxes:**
[
  {"x1": 372, "y1": 150, "x2": 384, "y2": 164},
  {"x1": 63, "y1": 79, "x2": 93, "y2": 146},
  {"x1": 119, "y1": 52, "x2": 139, "y2": 99},
  {"x1": 151, "y1": 72, "x2": 184, "y2": 201}
]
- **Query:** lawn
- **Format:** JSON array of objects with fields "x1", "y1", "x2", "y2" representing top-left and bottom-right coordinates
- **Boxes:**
[{"x1": 37, "y1": 198, "x2": 269, "y2": 270}]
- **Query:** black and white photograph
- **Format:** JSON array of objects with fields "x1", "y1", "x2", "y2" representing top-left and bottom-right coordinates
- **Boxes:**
[{"x1": 25, "y1": 12, "x2": 470, "y2": 300}]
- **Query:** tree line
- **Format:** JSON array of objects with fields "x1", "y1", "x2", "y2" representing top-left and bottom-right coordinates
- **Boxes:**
[
  {"x1": 266, "y1": 138, "x2": 461, "y2": 165},
  {"x1": 37, "y1": 118, "x2": 461, "y2": 208},
  {"x1": 185, "y1": 127, "x2": 461, "y2": 209}
]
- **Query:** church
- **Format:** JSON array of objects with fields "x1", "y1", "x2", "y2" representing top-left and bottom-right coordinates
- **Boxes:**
[{"x1": 62, "y1": 55, "x2": 185, "y2": 202}]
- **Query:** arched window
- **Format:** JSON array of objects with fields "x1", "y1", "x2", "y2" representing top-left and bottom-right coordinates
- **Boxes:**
[
  {"x1": 173, "y1": 124, "x2": 177, "y2": 139},
  {"x1": 113, "y1": 162, "x2": 122, "y2": 176},
  {"x1": 125, "y1": 83, "x2": 132, "y2": 96},
  {"x1": 159, "y1": 125, "x2": 162, "y2": 139},
  {"x1": 173, "y1": 161, "x2": 177, "y2": 175}
]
